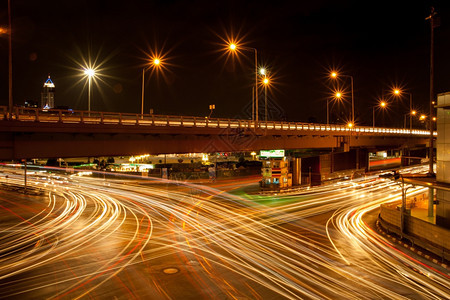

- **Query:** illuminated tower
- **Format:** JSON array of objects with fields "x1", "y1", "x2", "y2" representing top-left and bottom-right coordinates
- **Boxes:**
[{"x1": 41, "y1": 75, "x2": 55, "y2": 109}]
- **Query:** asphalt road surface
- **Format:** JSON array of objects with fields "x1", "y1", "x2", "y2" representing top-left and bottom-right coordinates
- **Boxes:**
[{"x1": 0, "y1": 165, "x2": 448, "y2": 299}]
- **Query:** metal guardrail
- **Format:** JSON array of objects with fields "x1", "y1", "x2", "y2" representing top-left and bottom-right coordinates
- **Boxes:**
[{"x1": 0, "y1": 106, "x2": 434, "y2": 136}]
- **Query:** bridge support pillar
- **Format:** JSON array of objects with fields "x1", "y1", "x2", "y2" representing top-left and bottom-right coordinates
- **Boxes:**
[
  {"x1": 292, "y1": 158, "x2": 301, "y2": 186},
  {"x1": 356, "y1": 148, "x2": 360, "y2": 170},
  {"x1": 401, "y1": 147, "x2": 410, "y2": 166},
  {"x1": 428, "y1": 188, "x2": 434, "y2": 218},
  {"x1": 338, "y1": 136, "x2": 350, "y2": 152}
]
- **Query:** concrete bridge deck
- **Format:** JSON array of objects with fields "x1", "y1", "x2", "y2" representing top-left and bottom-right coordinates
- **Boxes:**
[{"x1": 0, "y1": 106, "x2": 434, "y2": 159}]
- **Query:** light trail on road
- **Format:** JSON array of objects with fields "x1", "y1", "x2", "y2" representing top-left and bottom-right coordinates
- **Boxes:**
[{"x1": 0, "y1": 165, "x2": 448, "y2": 299}]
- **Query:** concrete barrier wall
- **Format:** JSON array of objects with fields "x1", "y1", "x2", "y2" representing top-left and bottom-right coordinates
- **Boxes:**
[
  {"x1": 380, "y1": 205, "x2": 401, "y2": 229},
  {"x1": 405, "y1": 215, "x2": 450, "y2": 251},
  {"x1": 380, "y1": 205, "x2": 450, "y2": 259}
]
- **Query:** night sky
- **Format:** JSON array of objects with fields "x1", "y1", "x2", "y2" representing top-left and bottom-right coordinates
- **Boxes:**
[{"x1": 0, "y1": 0, "x2": 449, "y2": 126}]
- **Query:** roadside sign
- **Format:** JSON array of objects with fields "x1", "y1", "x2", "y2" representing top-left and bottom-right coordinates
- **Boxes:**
[{"x1": 259, "y1": 149, "x2": 285, "y2": 158}]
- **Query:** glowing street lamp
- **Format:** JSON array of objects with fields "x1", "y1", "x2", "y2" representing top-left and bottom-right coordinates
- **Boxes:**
[
  {"x1": 260, "y1": 68, "x2": 266, "y2": 76},
  {"x1": 331, "y1": 71, "x2": 354, "y2": 123},
  {"x1": 83, "y1": 68, "x2": 96, "y2": 112},
  {"x1": 141, "y1": 57, "x2": 162, "y2": 116},
  {"x1": 228, "y1": 42, "x2": 259, "y2": 124},
  {"x1": 373, "y1": 100, "x2": 387, "y2": 127},
  {"x1": 392, "y1": 89, "x2": 414, "y2": 130},
  {"x1": 327, "y1": 91, "x2": 343, "y2": 125}
]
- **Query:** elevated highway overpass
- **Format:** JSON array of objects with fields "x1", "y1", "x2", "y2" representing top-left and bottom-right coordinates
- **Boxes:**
[{"x1": 0, "y1": 106, "x2": 434, "y2": 160}]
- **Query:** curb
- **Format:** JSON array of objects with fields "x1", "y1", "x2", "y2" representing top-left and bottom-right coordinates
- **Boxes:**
[{"x1": 375, "y1": 220, "x2": 449, "y2": 271}]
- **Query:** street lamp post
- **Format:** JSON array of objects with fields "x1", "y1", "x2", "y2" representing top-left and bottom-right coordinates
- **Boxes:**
[
  {"x1": 263, "y1": 75, "x2": 269, "y2": 122},
  {"x1": 374, "y1": 108, "x2": 377, "y2": 128},
  {"x1": 88, "y1": 75, "x2": 91, "y2": 112},
  {"x1": 328, "y1": 91, "x2": 342, "y2": 125},
  {"x1": 208, "y1": 104, "x2": 215, "y2": 118},
  {"x1": 229, "y1": 43, "x2": 258, "y2": 125},
  {"x1": 141, "y1": 68, "x2": 145, "y2": 115},
  {"x1": 394, "y1": 89, "x2": 414, "y2": 130},
  {"x1": 141, "y1": 58, "x2": 161, "y2": 116},
  {"x1": 426, "y1": 7, "x2": 438, "y2": 176},
  {"x1": 404, "y1": 110, "x2": 417, "y2": 129},
  {"x1": 409, "y1": 93, "x2": 413, "y2": 130},
  {"x1": 331, "y1": 72, "x2": 354, "y2": 123},
  {"x1": 327, "y1": 99, "x2": 330, "y2": 125},
  {"x1": 254, "y1": 48, "x2": 258, "y2": 124},
  {"x1": 373, "y1": 100, "x2": 387, "y2": 128},
  {"x1": 83, "y1": 68, "x2": 95, "y2": 113}
]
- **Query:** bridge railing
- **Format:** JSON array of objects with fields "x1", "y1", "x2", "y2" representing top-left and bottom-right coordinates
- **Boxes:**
[{"x1": 0, "y1": 106, "x2": 433, "y2": 136}]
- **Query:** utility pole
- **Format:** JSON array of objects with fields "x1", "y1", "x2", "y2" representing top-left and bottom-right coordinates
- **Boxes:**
[
  {"x1": 8, "y1": 0, "x2": 12, "y2": 114},
  {"x1": 254, "y1": 49, "x2": 258, "y2": 127},
  {"x1": 24, "y1": 159, "x2": 27, "y2": 193},
  {"x1": 426, "y1": 8, "x2": 438, "y2": 220},
  {"x1": 426, "y1": 7, "x2": 438, "y2": 176}
]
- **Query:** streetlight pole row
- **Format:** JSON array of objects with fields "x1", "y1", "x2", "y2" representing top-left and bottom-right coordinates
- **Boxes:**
[
  {"x1": 260, "y1": 68, "x2": 270, "y2": 123},
  {"x1": 83, "y1": 68, "x2": 95, "y2": 113},
  {"x1": 141, "y1": 58, "x2": 161, "y2": 116},
  {"x1": 229, "y1": 43, "x2": 260, "y2": 125},
  {"x1": 327, "y1": 99, "x2": 330, "y2": 125},
  {"x1": 141, "y1": 68, "x2": 145, "y2": 115},
  {"x1": 393, "y1": 89, "x2": 416, "y2": 130},
  {"x1": 409, "y1": 93, "x2": 413, "y2": 130},
  {"x1": 331, "y1": 72, "x2": 354, "y2": 124},
  {"x1": 373, "y1": 100, "x2": 387, "y2": 128}
]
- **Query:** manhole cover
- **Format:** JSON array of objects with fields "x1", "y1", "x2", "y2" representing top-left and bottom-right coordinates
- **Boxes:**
[{"x1": 163, "y1": 267, "x2": 179, "y2": 274}]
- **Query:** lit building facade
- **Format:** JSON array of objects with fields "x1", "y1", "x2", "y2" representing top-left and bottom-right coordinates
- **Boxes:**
[
  {"x1": 260, "y1": 150, "x2": 292, "y2": 189},
  {"x1": 41, "y1": 76, "x2": 55, "y2": 109},
  {"x1": 436, "y1": 92, "x2": 450, "y2": 228},
  {"x1": 261, "y1": 158, "x2": 292, "y2": 189}
]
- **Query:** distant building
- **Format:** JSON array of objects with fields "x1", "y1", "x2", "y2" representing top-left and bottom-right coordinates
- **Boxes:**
[
  {"x1": 41, "y1": 75, "x2": 55, "y2": 109},
  {"x1": 261, "y1": 158, "x2": 292, "y2": 189},
  {"x1": 260, "y1": 150, "x2": 292, "y2": 190}
]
